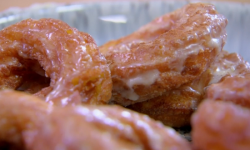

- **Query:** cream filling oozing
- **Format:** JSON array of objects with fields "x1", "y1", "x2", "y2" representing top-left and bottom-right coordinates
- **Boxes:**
[{"x1": 117, "y1": 69, "x2": 160, "y2": 101}]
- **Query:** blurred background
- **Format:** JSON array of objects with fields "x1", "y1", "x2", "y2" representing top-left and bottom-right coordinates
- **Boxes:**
[
  {"x1": 0, "y1": 0, "x2": 250, "y2": 60},
  {"x1": 1, "y1": 0, "x2": 250, "y2": 11}
]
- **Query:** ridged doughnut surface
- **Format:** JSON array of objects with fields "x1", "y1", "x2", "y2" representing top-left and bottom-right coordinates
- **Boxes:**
[
  {"x1": 0, "y1": 18, "x2": 112, "y2": 106},
  {"x1": 0, "y1": 90, "x2": 191, "y2": 150},
  {"x1": 100, "y1": 3, "x2": 228, "y2": 106}
]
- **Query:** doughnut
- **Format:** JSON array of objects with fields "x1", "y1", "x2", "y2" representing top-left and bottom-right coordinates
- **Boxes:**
[
  {"x1": 207, "y1": 75, "x2": 250, "y2": 108},
  {"x1": 0, "y1": 90, "x2": 191, "y2": 150},
  {"x1": 128, "y1": 87, "x2": 201, "y2": 128},
  {"x1": 205, "y1": 51, "x2": 250, "y2": 108},
  {"x1": 0, "y1": 18, "x2": 112, "y2": 106},
  {"x1": 207, "y1": 50, "x2": 250, "y2": 85},
  {"x1": 127, "y1": 50, "x2": 249, "y2": 127},
  {"x1": 191, "y1": 100, "x2": 250, "y2": 150},
  {"x1": 100, "y1": 3, "x2": 228, "y2": 106},
  {"x1": 127, "y1": 67, "x2": 211, "y2": 127},
  {"x1": 0, "y1": 90, "x2": 49, "y2": 149}
]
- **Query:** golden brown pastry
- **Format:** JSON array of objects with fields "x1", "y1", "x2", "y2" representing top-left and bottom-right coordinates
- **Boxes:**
[
  {"x1": 206, "y1": 51, "x2": 250, "y2": 108},
  {"x1": 100, "y1": 3, "x2": 228, "y2": 106},
  {"x1": 207, "y1": 75, "x2": 250, "y2": 108},
  {"x1": 191, "y1": 52, "x2": 250, "y2": 148},
  {"x1": 191, "y1": 100, "x2": 250, "y2": 150},
  {"x1": 0, "y1": 18, "x2": 112, "y2": 106},
  {"x1": 127, "y1": 68, "x2": 210, "y2": 127},
  {"x1": 207, "y1": 50, "x2": 250, "y2": 84},
  {"x1": 0, "y1": 90, "x2": 191, "y2": 150},
  {"x1": 128, "y1": 50, "x2": 250, "y2": 127}
]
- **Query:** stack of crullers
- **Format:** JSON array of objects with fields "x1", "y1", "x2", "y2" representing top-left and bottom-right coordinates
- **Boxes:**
[{"x1": 0, "y1": 3, "x2": 249, "y2": 150}]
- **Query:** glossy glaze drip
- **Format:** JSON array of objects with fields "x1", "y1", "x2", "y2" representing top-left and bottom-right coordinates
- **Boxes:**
[
  {"x1": 100, "y1": 3, "x2": 228, "y2": 106},
  {"x1": 116, "y1": 69, "x2": 160, "y2": 101},
  {"x1": 0, "y1": 18, "x2": 112, "y2": 105},
  {"x1": 209, "y1": 52, "x2": 250, "y2": 85},
  {"x1": 107, "y1": 11, "x2": 226, "y2": 70}
]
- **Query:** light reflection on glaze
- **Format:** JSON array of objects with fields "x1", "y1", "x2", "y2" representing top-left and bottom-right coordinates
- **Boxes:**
[
  {"x1": 121, "y1": 111, "x2": 131, "y2": 118},
  {"x1": 208, "y1": 51, "x2": 250, "y2": 85},
  {"x1": 72, "y1": 105, "x2": 190, "y2": 149},
  {"x1": 0, "y1": 90, "x2": 192, "y2": 150}
]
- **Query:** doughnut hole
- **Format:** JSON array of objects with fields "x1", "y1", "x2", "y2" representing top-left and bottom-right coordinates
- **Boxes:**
[
  {"x1": 15, "y1": 59, "x2": 50, "y2": 94},
  {"x1": 0, "y1": 141, "x2": 25, "y2": 150}
]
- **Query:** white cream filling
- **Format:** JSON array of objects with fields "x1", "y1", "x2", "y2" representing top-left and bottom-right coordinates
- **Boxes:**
[
  {"x1": 118, "y1": 69, "x2": 160, "y2": 101},
  {"x1": 126, "y1": 69, "x2": 160, "y2": 88}
]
